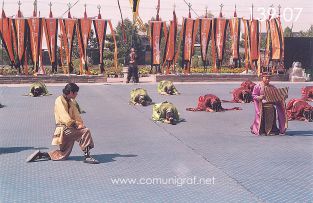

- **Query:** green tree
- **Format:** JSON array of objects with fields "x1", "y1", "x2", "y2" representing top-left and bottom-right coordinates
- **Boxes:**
[
  {"x1": 284, "y1": 26, "x2": 292, "y2": 37},
  {"x1": 115, "y1": 18, "x2": 146, "y2": 66}
]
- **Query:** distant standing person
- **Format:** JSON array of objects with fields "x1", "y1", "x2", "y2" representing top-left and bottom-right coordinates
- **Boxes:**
[
  {"x1": 127, "y1": 48, "x2": 139, "y2": 83},
  {"x1": 26, "y1": 83, "x2": 99, "y2": 164}
]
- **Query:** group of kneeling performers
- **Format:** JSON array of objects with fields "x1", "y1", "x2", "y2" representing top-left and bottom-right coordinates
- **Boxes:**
[{"x1": 7, "y1": 76, "x2": 311, "y2": 164}]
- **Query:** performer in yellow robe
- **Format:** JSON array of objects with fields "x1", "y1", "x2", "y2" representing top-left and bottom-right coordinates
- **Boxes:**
[
  {"x1": 152, "y1": 101, "x2": 180, "y2": 125},
  {"x1": 27, "y1": 82, "x2": 51, "y2": 97},
  {"x1": 157, "y1": 80, "x2": 179, "y2": 95},
  {"x1": 26, "y1": 83, "x2": 99, "y2": 164}
]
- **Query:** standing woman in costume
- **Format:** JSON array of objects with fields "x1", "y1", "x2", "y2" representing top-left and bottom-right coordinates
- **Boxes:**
[{"x1": 250, "y1": 73, "x2": 287, "y2": 135}]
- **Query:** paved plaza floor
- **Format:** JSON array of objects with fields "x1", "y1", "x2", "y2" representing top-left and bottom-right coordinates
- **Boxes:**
[{"x1": 0, "y1": 82, "x2": 312, "y2": 202}]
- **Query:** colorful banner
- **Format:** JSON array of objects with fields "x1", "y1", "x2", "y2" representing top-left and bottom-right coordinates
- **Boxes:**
[
  {"x1": 77, "y1": 18, "x2": 92, "y2": 73},
  {"x1": 150, "y1": 21, "x2": 164, "y2": 65},
  {"x1": 0, "y1": 11, "x2": 15, "y2": 65},
  {"x1": 199, "y1": 18, "x2": 212, "y2": 65},
  {"x1": 229, "y1": 17, "x2": 240, "y2": 60},
  {"x1": 269, "y1": 18, "x2": 283, "y2": 60},
  {"x1": 214, "y1": 18, "x2": 228, "y2": 62},
  {"x1": 27, "y1": 17, "x2": 43, "y2": 72},
  {"x1": 182, "y1": 18, "x2": 195, "y2": 63},
  {"x1": 59, "y1": 18, "x2": 76, "y2": 73},
  {"x1": 11, "y1": 18, "x2": 28, "y2": 66},
  {"x1": 93, "y1": 19, "x2": 107, "y2": 71},
  {"x1": 249, "y1": 19, "x2": 259, "y2": 61},
  {"x1": 163, "y1": 18, "x2": 176, "y2": 62},
  {"x1": 43, "y1": 18, "x2": 58, "y2": 69}
]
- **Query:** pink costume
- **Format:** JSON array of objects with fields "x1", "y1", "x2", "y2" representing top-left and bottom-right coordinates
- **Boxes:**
[{"x1": 250, "y1": 83, "x2": 288, "y2": 135}]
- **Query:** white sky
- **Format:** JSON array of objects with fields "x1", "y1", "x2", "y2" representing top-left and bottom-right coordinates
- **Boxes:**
[{"x1": 2, "y1": 0, "x2": 312, "y2": 32}]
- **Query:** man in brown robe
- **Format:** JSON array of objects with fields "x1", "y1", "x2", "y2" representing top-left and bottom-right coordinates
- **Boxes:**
[{"x1": 26, "y1": 83, "x2": 99, "y2": 164}]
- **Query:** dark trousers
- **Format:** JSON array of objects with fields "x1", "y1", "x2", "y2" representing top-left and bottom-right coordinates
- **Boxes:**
[{"x1": 127, "y1": 64, "x2": 139, "y2": 83}]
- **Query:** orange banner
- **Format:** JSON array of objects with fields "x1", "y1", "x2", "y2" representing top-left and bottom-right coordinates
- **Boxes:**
[
  {"x1": 27, "y1": 17, "x2": 43, "y2": 71},
  {"x1": 183, "y1": 18, "x2": 195, "y2": 62},
  {"x1": 150, "y1": 21, "x2": 163, "y2": 65},
  {"x1": 269, "y1": 18, "x2": 282, "y2": 60},
  {"x1": 214, "y1": 18, "x2": 228, "y2": 61},
  {"x1": 229, "y1": 18, "x2": 240, "y2": 60},
  {"x1": 77, "y1": 18, "x2": 92, "y2": 73},
  {"x1": 59, "y1": 18, "x2": 76, "y2": 73},
  {"x1": 11, "y1": 18, "x2": 27, "y2": 64},
  {"x1": 0, "y1": 14, "x2": 15, "y2": 64},
  {"x1": 164, "y1": 19, "x2": 176, "y2": 62},
  {"x1": 249, "y1": 19, "x2": 259, "y2": 61},
  {"x1": 43, "y1": 18, "x2": 58, "y2": 64},
  {"x1": 93, "y1": 19, "x2": 107, "y2": 65},
  {"x1": 199, "y1": 18, "x2": 212, "y2": 64}
]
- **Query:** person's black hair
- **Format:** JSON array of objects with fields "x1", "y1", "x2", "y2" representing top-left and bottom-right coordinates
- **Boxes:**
[
  {"x1": 303, "y1": 109, "x2": 313, "y2": 122},
  {"x1": 63, "y1": 83, "x2": 79, "y2": 95},
  {"x1": 242, "y1": 91, "x2": 253, "y2": 103},
  {"x1": 212, "y1": 99, "x2": 222, "y2": 112},
  {"x1": 31, "y1": 87, "x2": 43, "y2": 97}
]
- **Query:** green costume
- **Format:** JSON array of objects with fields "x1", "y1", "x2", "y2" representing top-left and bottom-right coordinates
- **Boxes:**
[
  {"x1": 129, "y1": 88, "x2": 152, "y2": 105},
  {"x1": 152, "y1": 101, "x2": 180, "y2": 123},
  {"x1": 28, "y1": 82, "x2": 50, "y2": 97},
  {"x1": 157, "y1": 80, "x2": 179, "y2": 95}
]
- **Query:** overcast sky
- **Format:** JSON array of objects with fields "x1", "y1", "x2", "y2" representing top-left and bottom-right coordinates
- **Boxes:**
[{"x1": 2, "y1": 0, "x2": 313, "y2": 32}]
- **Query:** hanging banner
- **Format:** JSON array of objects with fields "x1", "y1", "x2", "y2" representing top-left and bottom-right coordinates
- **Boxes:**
[
  {"x1": 77, "y1": 17, "x2": 92, "y2": 73},
  {"x1": 249, "y1": 19, "x2": 259, "y2": 61},
  {"x1": 27, "y1": 17, "x2": 43, "y2": 72},
  {"x1": 269, "y1": 18, "x2": 283, "y2": 60},
  {"x1": 164, "y1": 18, "x2": 176, "y2": 62},
  {"x1": 265, "y1": 20, "x2": 271, "y2": 66},
  {"x1": 0, "y1": 11, "x2": 15, "y2": 65},
  {"x1": 277, "y1": 17, "x2": 284, "y2": 62},
  {"x1": 182, "y1": 18, "x2": 195, "y2": 63},
  {"x1": 93, "y1": 19, "x2": 107, "y2": 72},
  {"x1": 199, "y1": 18, "x2": 212, "y2": 65},
  {"x1": 59, "y1": 18, "x2": 76, "y2": 73},
  {"x1": 150, "y1": 21, "x2": 164, "y2": 65},
  {"x1": 242, "y1": 19, "x2": 250, "y2": 72},
  {"x1": 214, "y1": 18, "x2": 228, "y2": 62},
  {"x1": 43, "y1": 18, "x2": 58, "y2": 70},
  {"x1": 11, "y1": 18, "x2": 28, "y2": 67},
  {"x1": 229, "y1": 17, "x2": 240, "y2": 60}
]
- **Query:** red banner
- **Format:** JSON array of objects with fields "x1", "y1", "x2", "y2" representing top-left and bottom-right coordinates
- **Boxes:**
[
  {"x1": 11, "y1": 18, "x2": 27, "y2": 64},
  {"x1": 77, "y1": 18, "x2": 92, "y2": 73},
  {"x1": 150, "y1": 21, "x2": 163, "y2": 65},
  {"x1": 183, "y1": 18, "x2": 195, "y2": 62},
  {"x1": 0, "y1": 13, "x2": 15, "y2": 64},
  {"x1": 199, "y1": 18, "x2": 212, "y2": 64},
  {"x1": 229, "y1": 18, "x2": 240, "y2": 60},
  {"x1": 269, "y1": 18, "x2": 283, "y2": 60},
  {"x1": 93, "y1": 19, "x2": 107, "y2": 65},
  {"x1": 249, "y1": 19, "x2": 259, "y2": 61},
  {"x1": 164, "y1": 19, "x2": 176, "y2": 62},
  {"x1": 43, "y1": 18, "x2": 58, "y2": 64},
  {"x1": 27, "y1": 17, "x2": 43, "y2": 71},
  {"x1": 214, "y1": 18, "x2": 228, "y2": 61},
  {"x1": 59, "y1": 18, "x2": 76, "y2": 72}
]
